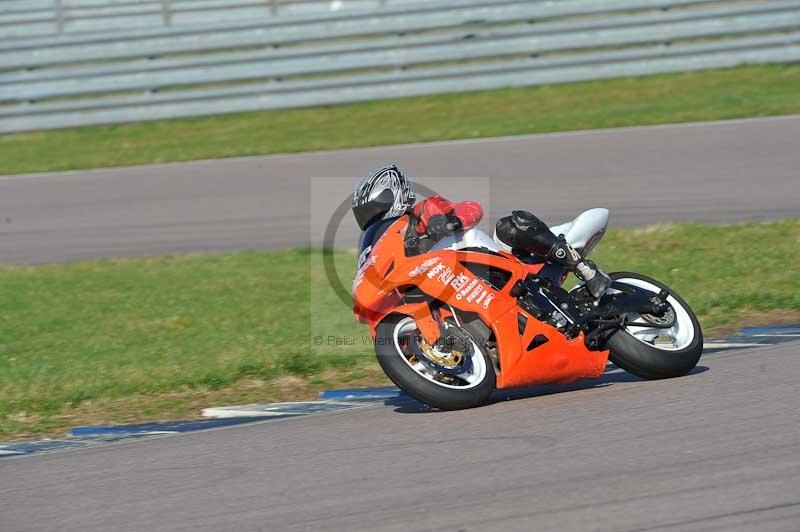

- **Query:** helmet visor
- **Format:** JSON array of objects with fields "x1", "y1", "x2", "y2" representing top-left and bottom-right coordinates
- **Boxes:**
[{"x1": 352, "y1": 189, "x2": 396, "y2": 230}]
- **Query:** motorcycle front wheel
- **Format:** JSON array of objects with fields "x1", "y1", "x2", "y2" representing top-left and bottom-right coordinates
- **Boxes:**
[
  {"x1": 375, "y1": 314, "x2": 495, "y2": 410},
  {"x1": 606, "y1": 272, "x2": 703, "y2": 379}
]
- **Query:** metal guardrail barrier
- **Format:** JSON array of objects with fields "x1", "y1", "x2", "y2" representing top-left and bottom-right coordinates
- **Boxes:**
[
  {"x1": 0, "y1": 0, "x2": 798, "y2": 133},
  {"x1": 0, "y1": 0, "x2": 386, "y2": 38}
]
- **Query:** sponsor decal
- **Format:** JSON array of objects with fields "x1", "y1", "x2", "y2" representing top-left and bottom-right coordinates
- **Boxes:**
[
  {"x1": 352, "y1": 270, "x2": 365, "y2": 292},
  {"x1": 409, "y1": 258, "x2": 440, "y2": 278},
  {"x1": 353, "y1": 249, "x2": 377, "y2": 293},
  {"x1": 417, "y1": 263, "x2": 496, "y2": 309},
  {"x1": 357, "y1": 246, "x2": 372, "y2": 270},
  {"x1": 456, "y1": 278, "x2": 479, "y2": 300},
  {"x1": 427, "y1": 262, "x2": 446, "y2": 279},
  {"x1": 437, "y1": 267, "x2": 455, "y2": 285},
  {"x1": 450, "y1": 273, "x2": 470, "y2": 291},
  {"x1": 466, "y1": 284, "x2": 484, "y2": 303}
]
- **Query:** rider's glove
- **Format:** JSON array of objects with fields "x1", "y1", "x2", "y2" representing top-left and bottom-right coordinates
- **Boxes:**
[
  {"x1": 575, "y1": 260, "x2": 613, "y2": 299},
  {"x1": 545, "y1": 235, "x2": 582, "y2": 268},
  {"x1": 426, "y1": 214, "x2": 458, "y2": 241}
]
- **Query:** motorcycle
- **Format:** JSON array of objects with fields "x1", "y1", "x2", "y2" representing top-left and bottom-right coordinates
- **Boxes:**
[{"x1": 352, "y1": 208, "x2": 703, "y2": 410}]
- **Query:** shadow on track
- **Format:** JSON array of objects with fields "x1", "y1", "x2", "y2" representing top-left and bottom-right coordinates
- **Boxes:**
[{"x1": 389, "y1": 364, "x2": 710, "y2": 414}]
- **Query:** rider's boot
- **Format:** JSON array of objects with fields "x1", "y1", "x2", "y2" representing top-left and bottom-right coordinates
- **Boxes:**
[{"x1": 495, "y1": 210, "x2": 612, "y2": 299}]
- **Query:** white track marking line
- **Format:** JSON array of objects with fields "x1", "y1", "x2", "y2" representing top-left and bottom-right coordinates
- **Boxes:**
[
  {"x1": 703, "y1": 342, "x2": 764, "y2": 349},
  {"x1": 201, "y1": 408, "x2": 301, "y2": 418},
  {"x1": 201, "y1": 400, "x2": 379, "y2": 419}
]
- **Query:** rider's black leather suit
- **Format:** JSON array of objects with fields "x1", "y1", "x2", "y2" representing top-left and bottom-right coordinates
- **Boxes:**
[{"x1": 495, "y1": 210, "x2": 612, "y2": 298}]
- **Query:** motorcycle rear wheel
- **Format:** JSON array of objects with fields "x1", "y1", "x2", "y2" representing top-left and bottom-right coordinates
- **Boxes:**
[
  {"x1": 375, "y1": 314, "x2": 495, "y2": 410},
  {"x1": 606, "y1": 272, "x2": 703, "y2": 379}
]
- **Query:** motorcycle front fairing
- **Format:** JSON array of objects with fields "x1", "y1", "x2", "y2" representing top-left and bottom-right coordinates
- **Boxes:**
[{"x1": 352, "y1": 215, "x2": 609, "y2": 390}]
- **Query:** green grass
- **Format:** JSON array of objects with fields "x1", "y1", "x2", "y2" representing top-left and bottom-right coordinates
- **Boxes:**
[
  {"x1": 2, "y1": 64, "x2": 800, "y2": 175},
  {"x1": 1, "y1": 220, "x2": 798, "y2": 440},
  {"x1": 0, "y1": 248, "x2": 382, "y2": 439}
]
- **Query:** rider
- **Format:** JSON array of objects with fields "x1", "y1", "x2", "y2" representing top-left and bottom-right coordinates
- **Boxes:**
[{"x1": 352, "y1": 164, "x2": 612, "y2": 298}]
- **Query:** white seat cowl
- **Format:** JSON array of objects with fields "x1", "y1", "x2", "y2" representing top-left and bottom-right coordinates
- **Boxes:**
[{"x1": 551, "y1": 208, "x2": 609, "y2": 254}]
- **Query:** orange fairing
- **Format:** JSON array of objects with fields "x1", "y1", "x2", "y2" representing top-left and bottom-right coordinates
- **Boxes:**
[
  {"x1": 352, "y1": 216, "x2": 609, "y2": 390},
  {"x1": 490, "y1": 310, "x2": 607, "y2": 388}
]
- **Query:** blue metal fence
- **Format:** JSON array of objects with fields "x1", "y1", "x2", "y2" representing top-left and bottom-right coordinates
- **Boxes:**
[{"x1": 1, "y1": 0, "x2": 798, "y2": 133}]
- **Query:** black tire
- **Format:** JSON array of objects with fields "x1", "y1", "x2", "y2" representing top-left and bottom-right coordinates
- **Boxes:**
[
  {"x1": 606, "y1": 272, "x2": 703, "y2": 379},
  {"x1": 375, "y1": 314, "x2": 495, "y2": 410}
]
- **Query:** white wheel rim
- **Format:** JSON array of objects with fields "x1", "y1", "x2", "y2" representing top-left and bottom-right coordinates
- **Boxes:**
[
  {"x1": 611, "y1": 278, "x2": 695, "y2": 351},
  {"x1": 392, "y1": 317, "x2": 487, "y2": 390}
]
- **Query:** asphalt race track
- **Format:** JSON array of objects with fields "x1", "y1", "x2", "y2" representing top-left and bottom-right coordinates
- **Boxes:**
[
  {"x1": 2, "y1": 341, "x2": 799, "y2": 532},
  {"x1": 2, "y1": 117, "x2": 799, "y2": 531},
  {"x1": 1, "y1": 116, "x2": 799, "y2": 263}
]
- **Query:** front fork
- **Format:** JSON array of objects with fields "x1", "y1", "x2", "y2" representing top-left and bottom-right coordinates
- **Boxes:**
[{"x1": 373, "y1": 302, "x2": 443, "y2": 346}]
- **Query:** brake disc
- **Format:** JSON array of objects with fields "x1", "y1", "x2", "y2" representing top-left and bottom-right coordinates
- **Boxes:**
[
  {"x1": 410, "y1": 331, "x2": 474, "y2": 376},
  {"x1": 640, "y1": 305, "x2": 677, "y2": 328}
]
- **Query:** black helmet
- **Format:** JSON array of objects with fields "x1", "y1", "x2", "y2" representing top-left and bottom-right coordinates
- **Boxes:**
[{"x1": 352, "y1": 165, "x2": 416, "y2": 230}]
